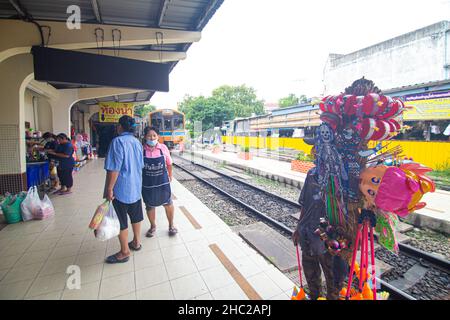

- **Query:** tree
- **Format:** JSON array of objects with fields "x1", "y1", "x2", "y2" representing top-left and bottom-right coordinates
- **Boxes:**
[
  {"x1": 278, "y1": 93, "x2": 308, "y2": 108},
  {"x1": 278, "y1": 93, "x2": 299, "y2": 108},
  {"x1": 134, "y1": 103, "x2": 156, "y2": 118},
  {"x1": 179, "y1": 95, "x2": 233, "y2": 132},
  {"x1": 211, "y1": 85, "x2": 265, "y2": 117},
  {"x1": 178, "y1": 84, "x2": 265, "y2": 133}
]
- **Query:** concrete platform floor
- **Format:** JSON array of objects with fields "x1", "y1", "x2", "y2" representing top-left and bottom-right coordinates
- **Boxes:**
[{"x1": 0, "y1": 159, "x2": 296, "y2": 300}]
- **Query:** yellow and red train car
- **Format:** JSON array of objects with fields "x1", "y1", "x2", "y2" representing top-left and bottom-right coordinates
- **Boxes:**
[{"x1": 149, "y1": 109, "x2": 186, "y2": 149}]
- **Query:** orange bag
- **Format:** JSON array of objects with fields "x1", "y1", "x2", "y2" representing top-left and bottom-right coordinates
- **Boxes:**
[{"x1": 89, "y1": 200, "x2": 109, "y2": 230}]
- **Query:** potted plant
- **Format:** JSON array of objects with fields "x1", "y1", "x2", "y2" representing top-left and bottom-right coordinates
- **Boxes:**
[
  {"x1": 238, "y1": 146, "x2": 252, "y2": 160},
  {"x1": 212, "y1": 142, "x2": 222, "y2": 154},
  {"x1": 291, "y1": 151, "x2": 315, "y2": 173}
]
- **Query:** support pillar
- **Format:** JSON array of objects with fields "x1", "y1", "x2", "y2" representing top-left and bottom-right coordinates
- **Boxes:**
[
  {"x1": 0, "y1": 54, "x2": 33, "y2": 193},
  {"x1": 49, "y1": 90, "x2": 78, "y2": 136}
]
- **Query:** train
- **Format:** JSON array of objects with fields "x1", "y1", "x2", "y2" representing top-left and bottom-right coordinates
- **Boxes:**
[
  {"x1": 222, "y1": 103, "x2": 321, "y2": 138},
  {"x1": 149, "y1": 109, "x2": 186, "y2": 149}
]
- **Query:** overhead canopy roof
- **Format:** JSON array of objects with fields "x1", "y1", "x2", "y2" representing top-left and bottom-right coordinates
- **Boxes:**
[{"x1": 0, "y1": 0, "x2": 224, "y2": 105}]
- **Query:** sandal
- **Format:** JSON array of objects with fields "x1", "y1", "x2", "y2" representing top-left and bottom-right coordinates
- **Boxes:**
[
  {"x1": 58, "y1": 191, "x2": 72, "y2": 195},
  {"x1": 52, "y1": 189, "x2": 65, "y2": 195},
  {"x1": 168, "y1": 227, "x2": 178, "y2": 236},
  {"x1": 146, "y1": 227, "x2": 156, "y2": 238},
  {"x1": 128, "y1": 241, "x2": 142, "y2": 251},
  {"x1": 105, "y1": 253, "x2": 130, "y2": 264}
]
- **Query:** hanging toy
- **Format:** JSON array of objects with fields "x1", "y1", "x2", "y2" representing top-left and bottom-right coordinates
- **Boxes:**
[
  {"x1": 362, "y1": 282, "x2": 374, "y2": 300},
  {"x1": 345, "y1": 209, "x2": 378, "y2": 300},
  {"x1": 362, "y1": 93, "x2": 381, "y2": 116},
  {"x1": 375, "y1": 212, "x2": 399, "y2": 252},
  {"x1": 291, "y1": 245, "x2": 307, "y2": 300},
  {"x1": 358, "y1": 142, "x2": 383, "y2": 158},
  {"x1": 359, "y1": 162, "x2": 435, "y2": 218},
  {"x1": 374, "y1": 165, "x2": 435, "y2": 217},
  {"x1": 377, "y1": 291, "x2": 390, "y2": 300},
  {"x1": 314, "y1": 218, "x2": 349, "y2": 255}
]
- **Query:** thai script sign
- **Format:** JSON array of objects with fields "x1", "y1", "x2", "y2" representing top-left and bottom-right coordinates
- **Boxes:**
[
  {"x1": 402, "y1": 90, "x2": 450, "y2": 120},
  {"x1": 99, "y1": 102, "x2": 134, "y2": 123}
]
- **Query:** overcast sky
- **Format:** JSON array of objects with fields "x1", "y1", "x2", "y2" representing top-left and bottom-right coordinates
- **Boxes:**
[{"x1": 151, "y1": 0, "x2": 450, "y2": 109}]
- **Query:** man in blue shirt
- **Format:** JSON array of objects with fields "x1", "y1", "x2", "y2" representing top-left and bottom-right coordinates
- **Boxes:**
[{"x1": 104, "y1": 115, "x2": 144, "y2": 263}]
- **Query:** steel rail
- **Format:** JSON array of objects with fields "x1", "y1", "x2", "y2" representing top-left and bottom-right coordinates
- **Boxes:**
[
  {"x1": 173, "y1": 155, "x2": 301, "y2": 208},
  {"x1": 173, "y1": 162, "x2": 294, "y2": 235}
]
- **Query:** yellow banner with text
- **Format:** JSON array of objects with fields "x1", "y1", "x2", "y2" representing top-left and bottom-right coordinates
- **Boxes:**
[
  {"x1": 403, "y1": 97, "x2": 450, "y2": 120},
  {"x1": 99, "y1": 102, "x2": 134, "y2": 123}
]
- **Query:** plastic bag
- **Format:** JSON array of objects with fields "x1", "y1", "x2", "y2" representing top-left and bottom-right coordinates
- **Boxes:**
[
  {"x1": 89, "y1": 200, "x2": 109, "y2": 230},
  {"x1": 33, "y1": 194, "x2": 55, "y2": 220},
  {"x1": 94, "y1": 202, "x2": 120, "y2": 241},
  {"x1": 50, "y1": 165, "x2": 57, "y2": 177},
  {"x1": 21, "y1": 186, "x2": 39, "y2": 221},
  {"x1": 1, "y1": 193, "x2": 25, "y2": 224}
]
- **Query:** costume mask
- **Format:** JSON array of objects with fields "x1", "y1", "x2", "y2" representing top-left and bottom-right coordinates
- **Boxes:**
[{"x1": 359, "y1": 165, "x2": 388, "y2": 207}]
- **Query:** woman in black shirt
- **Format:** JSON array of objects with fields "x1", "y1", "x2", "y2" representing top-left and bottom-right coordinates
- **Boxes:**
[{"x1": 47, "y1": 133, "x2": 75, "y2": 195}]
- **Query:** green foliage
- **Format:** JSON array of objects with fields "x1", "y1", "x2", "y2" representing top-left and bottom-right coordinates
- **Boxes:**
[
  {"x1": 428, "y1": 160, "x2": 450, "y2": 189},
  {"x1": 278, "y1": 93, "x2": 308, "y2": 108},
  {"x1": 211, "y1": 85, "x2": 265, "y2": 118},
  {"x1": 241, "y1": 146, "x2": 250, "y2": 153},
  {"x1": 179, "y1": 84, "x2": 265, "y2": 132},
  {"x1": 134, "y1": 104, "x2": 156, "y2": 118},
  {"x1": 296, "y1": 151, "x2": 313, "y2": 162}
]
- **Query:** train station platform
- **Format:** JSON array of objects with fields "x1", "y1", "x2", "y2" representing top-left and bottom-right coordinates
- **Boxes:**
[
  {"x1": 0, "y1": 159, "x2": 295, "y2": 300},
  {"x1": 184, "y1": 148, "x2": 450, "y2": 235}
]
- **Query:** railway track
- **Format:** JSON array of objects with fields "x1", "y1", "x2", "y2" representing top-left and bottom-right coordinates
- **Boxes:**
[{"x1": 172, "y1": 155, "x2": 449, "y2": 300}]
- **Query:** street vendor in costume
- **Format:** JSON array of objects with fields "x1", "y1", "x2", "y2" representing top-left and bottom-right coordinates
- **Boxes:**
[
  {"x1": 293, "y1": 167, "x2": 347, "y2": 299},
  {"x1": 301, "y1": 77, "x2": 436, "y2": 300},
  {"x1": 142, "y1": 126, "x2": 178, "y2": 237}
]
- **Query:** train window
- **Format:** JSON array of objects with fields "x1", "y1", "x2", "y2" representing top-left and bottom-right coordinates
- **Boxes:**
[
  {"x1": 173, "y1": 115, "x2": 184, "y2": 130},
  {"x1": 151, "y1": 117, "x2": 163, "y2": 131},
  {"x1": 279, "y1": 129, "x2": 294, "y2": 137},
  {"x1": 164, "y1": 117, "x2": 172, "y2": 131}
]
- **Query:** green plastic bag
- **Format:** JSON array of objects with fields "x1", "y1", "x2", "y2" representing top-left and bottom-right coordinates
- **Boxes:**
[{"x1": 1, "y1": 193, "x2": 25, "y2": 224}]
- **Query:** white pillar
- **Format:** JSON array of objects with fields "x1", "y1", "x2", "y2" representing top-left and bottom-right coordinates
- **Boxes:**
[
  {"x1": 0, "y1": 54, "x2": 33, "y2": 192},
  {"x1": 49, "y1": 89, "x2": 78, "y2": 136}
]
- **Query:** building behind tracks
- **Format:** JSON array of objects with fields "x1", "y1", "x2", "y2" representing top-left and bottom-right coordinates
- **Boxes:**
[{"x1": 323, "y1": 20, "x2": 450, "y2": 94}]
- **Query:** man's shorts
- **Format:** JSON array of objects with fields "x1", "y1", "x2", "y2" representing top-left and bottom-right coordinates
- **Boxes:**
[
  {"x1": 144, "y1": 198, "x2": 173, "y2": 211},
  {"x1": 112, "y1": 198, "x2": 144, "y2": 230}
]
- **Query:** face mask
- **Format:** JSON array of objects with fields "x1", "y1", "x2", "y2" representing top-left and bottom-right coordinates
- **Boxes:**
[{"x1": 146, "y1": 139, "x2": 158, "y2": 147}]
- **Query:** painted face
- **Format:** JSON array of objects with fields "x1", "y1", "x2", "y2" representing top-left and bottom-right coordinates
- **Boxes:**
[
  {"x1": 359, "y1": 165, "x2": 388, "y2": 206},
  {"x1": 319, "y1": 124, "x2": 332, "y2": 143}
]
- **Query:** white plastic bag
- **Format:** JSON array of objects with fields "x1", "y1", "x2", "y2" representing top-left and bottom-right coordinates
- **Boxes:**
[
  {"x1": 20, "y1": 186, "x2": 39, "y2": 221},
  {"x1": 33, "y1": 194, "x2": 55, "y2": 220},
  {"x1": 94, "y1": 202, "x2": 120, "y2": 241}
]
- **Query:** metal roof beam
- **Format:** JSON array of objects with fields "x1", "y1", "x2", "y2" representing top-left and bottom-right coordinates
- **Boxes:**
[
  {"x1": 90, "y1": 0, "x2": 102, "y2": 23},
  {"x1": 195, "y1": 0, "x2": 221, "y2": 30},
  {"x1": 1, "y1": 19, "x2": 201, "y2": 63},
  {"x1": 8, "y1": 0, "x2": 26, "y2": 18},
  {"x1": 157, "y1": 0, "x2": 170, "y2": 27},
  {"x1": 77, "y1": 87, "x2": 146, "y2": 102}
]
